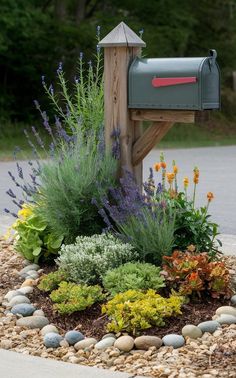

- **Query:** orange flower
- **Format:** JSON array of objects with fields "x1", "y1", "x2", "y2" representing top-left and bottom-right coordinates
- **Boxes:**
[
  {"x1": 167, "y1": 172, "x2": 175, "y2": 183},
  {"x1": 154, "y1": 162, "x2": 161, "y2": 172},
  {"x1": 161, "y1": 161, "x2": 167, "y2": 169},
  {"x1": 207, "y1": 192, "x2": 214, "y2": 202},
  {"x1": 173, "y1": 165, "x2": 178, "y2": 174},
  {"x1": 193, "y1": 167, "x2": 200, "y2": 184},
  {"x1": 183, "y1": 177, "x2": 189, "y2": 188}
]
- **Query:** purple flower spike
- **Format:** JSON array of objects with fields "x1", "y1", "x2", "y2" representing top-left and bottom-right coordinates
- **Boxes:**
[
  {"x1": 79, "y1": 52, "x2": 84, "y2": 60},
  {"x1": 41, "y1": 75, "x2": 45, "y2": 85},
  {"x1": 4, "y1": 208, "x2": 10, "y2": 214},
  {"x1": 16, "y1": 162, "x2": 23, "y2": 179}
]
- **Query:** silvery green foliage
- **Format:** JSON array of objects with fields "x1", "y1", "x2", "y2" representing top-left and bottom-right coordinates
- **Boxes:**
[{"x1": 57, "y1": 234, "x2": 138, "y2": 285}]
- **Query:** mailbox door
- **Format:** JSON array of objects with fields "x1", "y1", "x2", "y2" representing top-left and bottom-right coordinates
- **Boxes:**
[{"x1": 201, "y1": 59, "x2": 220, "y2": 109}]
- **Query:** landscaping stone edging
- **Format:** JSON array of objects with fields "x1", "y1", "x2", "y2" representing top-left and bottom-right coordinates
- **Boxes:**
[{"x1": 1, "y1": 260, "x2": 236, "y2": 353}]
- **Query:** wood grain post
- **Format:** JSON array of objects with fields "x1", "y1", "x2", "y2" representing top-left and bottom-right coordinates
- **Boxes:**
[{"x1": 98, "y1": 22, "x2": 145, "y2": 184}]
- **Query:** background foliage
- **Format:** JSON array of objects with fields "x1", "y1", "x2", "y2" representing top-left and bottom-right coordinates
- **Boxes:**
[{"x1": 1, "y1": 0, "x2": 236, "y2": 125}]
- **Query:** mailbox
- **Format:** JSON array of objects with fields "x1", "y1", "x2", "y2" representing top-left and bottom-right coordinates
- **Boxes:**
[{"x1": 128, "y1": 50, "x2": 220, "y2": 110}]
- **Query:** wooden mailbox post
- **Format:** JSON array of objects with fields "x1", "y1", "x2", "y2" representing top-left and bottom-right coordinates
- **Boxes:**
[{"x1": 98, "y1": 22, "x2": 217, "y2": 188}]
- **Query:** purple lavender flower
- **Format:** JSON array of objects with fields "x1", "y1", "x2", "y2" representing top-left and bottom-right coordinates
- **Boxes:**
[
  {"x1": 41, "y1": 75, "x2": 45, "y2": 85},
  {"x1": 16, "y1": 162, "x2": 23, "y2": 179},
  {"x1": 32, "y1": 126, "x2": 45, "y2": 149},
  {"x1": 79, "y1": 52, "x2": 84, "y2": 60},
  {"x1": 111, "y1": 128, "x2": 120, "y2": 160},
  {"x1": 57, "y1": 61, "x2": 63, "y2": 75},
  {"x1": 6, "y1": 189, "x2": 16, "y2": 199},
  {"x1": 96, "y1": 25, "x2": 101, "y2": 38}
]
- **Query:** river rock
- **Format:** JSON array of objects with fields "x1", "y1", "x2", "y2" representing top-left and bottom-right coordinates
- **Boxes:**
[
  {"x1": 231, "y1": 295, "x2": 236, "y2": 306},
  {"x1": 198, "y1": 320, "x2": 221, "y2": 334},
  {"x1": 40, "y1": 324, "x2": 59, "y2": 336},
  {"x1": 25, "y1": 270, "x2": 39, "y2": 278},
  {"x1": 216, "y1": 314, "x2": 236, "y2": 325},
  {"x1": 215, "y1": 306, "x2": 236, "y2": 317},
  {"x1": 65, "y1": 331, "x2": 84, "y2": 345},
  {"x1": 16, "y1": 316, "x2": 49, "y2": 329},
  {"x1": 33, "y1": 310, "x2": 45, "y2": 317},
  {"x1": 182, "y1": 324, "x2": 202, "y2": 339},
  {"x1": 162, "y1": 334, "x2": 185, "y2": 349},
  {"x1": 134, "y1": 335, "x2": 162, "y2": 350},
  {"x1": 95, "y1": 337, "x2": 116, "y2": 350},
  {"x1": 114, "y1": 336, "x2": 134, "y2": 352},
  {"x1": 19, "y1": 264, "x2": 40, "y2": 276},
  {"x1": 18, "y1": 286, "x2": 34, "y2": 295},
  {"x1": 102, "y1": 333, "x2": 116, "y2": 340},
  {"x1": 9, "y1": 295, "x2": 30, "y2": 307},
  {"x1": 74, "y1": 338, "x2": 97, "y2": 350},
  {"x1": 4, "y1": 290, "x2": 22, "y2": 302},
  {"x1": 11, "y1": 303, "x2": 36, "y2": 317},
  {"x1": 44, "y1": 332, "x2": 63, "y2": 348},
  {"x1": 21, "y1": 279, "x2": 36, "y2": 288}
]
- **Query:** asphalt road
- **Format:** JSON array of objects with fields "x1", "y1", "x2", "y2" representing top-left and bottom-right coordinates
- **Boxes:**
[{"x1": 0, "y1": 145, "x2": 236, "y2": 235}]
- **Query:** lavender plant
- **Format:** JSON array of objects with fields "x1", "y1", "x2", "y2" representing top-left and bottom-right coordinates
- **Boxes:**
[
  {"x1": 5, "y1": 28, "x2": 116, "y2": 244},
  {"x1": 98, "y1": 171, "x2": 175, "y2": 265}
]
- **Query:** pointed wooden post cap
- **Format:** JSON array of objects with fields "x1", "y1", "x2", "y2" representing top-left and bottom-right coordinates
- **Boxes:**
[{"x1": 98, "y1": 21, "x2": 146, "y2": 47}]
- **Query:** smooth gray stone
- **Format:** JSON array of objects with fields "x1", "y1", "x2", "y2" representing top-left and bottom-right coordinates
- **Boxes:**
[
  {"x1": 198, "y1": 320, "x2": 221, "y2": 334},
  {"x1": 182, "y1": 324, "x2": 202, "y2": 339},
  {"x1": 134, "y1": 335, "x2": 162, "y2": 350},
  {"x1": 74, "y1": 338, "x2": 97, "y2": 350},
  {"x1": 11, "y1": 304, "x2": 36, "y2": 317},
  {"x1": 33, "y1": 310, "x2": 45, "y2": 317},
  {"x1": 4, "y1": 290, "x2": 21, "y2": 302},
  {"x1": 16, "y1": 316, "x2": 49, "y2": 329},
  {"x1": 9, "y1": 295, "x2": 30, "y2": 307},
  {"x1": 18, "y1": 286, "x2": 34, "y2": 295},
  {"x1": 162, "y1": 334, "x2": 185, "y2": 349},
  {"x1": 231, "y1": 295, "x2": 236, "y2": 306},
  {"x1": 40, "y1": 325, "x2": 59, "y2": 336},
  {"x1": 65, "y1": 331, "x2": 84, "y2": 345},
  {"x1": 216, "y1": 314, "x2": 236, "y2": 325},
  {"x1": 95, "y1": 337, "x2": 116, "y2": 350},
  {"x1": 44, "y1": 333, "x2": 63, "y2": 348},
  {"x1": 215, "y1": 306, "x2": 236, "y2": 317},
  {"x1": 19, "y1": 264, "x2": 40, "y2": 276}
]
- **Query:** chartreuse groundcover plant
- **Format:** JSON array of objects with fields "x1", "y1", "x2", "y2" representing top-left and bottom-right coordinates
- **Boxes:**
[
  {"x1": 103, "y1": 262, "x2": 165, "y2": 297},
  {"x1": 50, "y1": 282, "x2": 105, "y2": 315},
  {"x1": 38, "y1": 270, "x2": 68, "y2": 292},
  {"x1": 102, "y1": 289, "x2": 184, "y2": 335}
]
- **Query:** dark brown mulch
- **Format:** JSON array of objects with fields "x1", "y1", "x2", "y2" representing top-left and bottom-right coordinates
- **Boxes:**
[{"x1": 29, "y1": 285, "x2": 230, "y2": 339}]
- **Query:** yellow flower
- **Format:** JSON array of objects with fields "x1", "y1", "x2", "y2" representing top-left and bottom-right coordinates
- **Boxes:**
[
  {"x1": 18, "y1": 204, "x2": 33, "y2": 220},
  {"x1": 207, "y1": 192, "x2": 214, "y2": 202},
  {"x1": 183, "y1": 177, "x2": 189, "y2": 188},
  {"x1": 154, "y1": 162, "x2": 161, "y2": 172}
]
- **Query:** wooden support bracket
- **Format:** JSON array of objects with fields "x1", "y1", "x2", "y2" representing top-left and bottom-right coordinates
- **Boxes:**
[
  {"x1": 131, "y1": 109, "x2": 195, "y2": 123},
  {"x1": 132, "y1": 122, "x2": 173, "y2": 166}
]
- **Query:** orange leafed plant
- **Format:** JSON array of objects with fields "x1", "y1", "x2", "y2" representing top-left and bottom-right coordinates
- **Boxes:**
[{"x1": 162, "y1": 250, "x2": 232, "y2": 299}]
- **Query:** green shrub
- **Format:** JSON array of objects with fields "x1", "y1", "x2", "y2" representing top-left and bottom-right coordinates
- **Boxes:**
[
  {"x1": 38, "y1": 270, "x2": 68, "y2": 292},
  {"x1": 103, "y1": 262, "x2": 165, "y2": 297},
  {"x1": 50, "y1": 282, "x2": 105, "y2": 315},
  {"x1": 12, "y1": 204, "x2": 63, "y2": 263},
  {"x1": 102, "y1": 289, "x2": 184, "y2": 334},
  {"x1": 57, "y1": 233, "x2": 138, "y2": 285},
  {"x1": 115, "y1": 206, "x2": 176, "y2": 265},
  {"x1": 34, "y1": 137, "x2": 117, "y2": 243}
]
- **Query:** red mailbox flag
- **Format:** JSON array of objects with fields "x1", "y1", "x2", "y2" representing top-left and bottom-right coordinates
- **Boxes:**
[{"x1": 152, "y1": 77, "x2": 197, "y2": 88}]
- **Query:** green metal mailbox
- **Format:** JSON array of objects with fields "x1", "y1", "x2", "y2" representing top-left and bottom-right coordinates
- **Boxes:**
[{"x1": 128, "y1": 50, "x2": 220, "y2": 110}]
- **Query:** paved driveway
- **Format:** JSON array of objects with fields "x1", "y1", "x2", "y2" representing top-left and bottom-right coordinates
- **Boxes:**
[{"x1": 0, "y1": 146, "x2": 236, "y2": 235}]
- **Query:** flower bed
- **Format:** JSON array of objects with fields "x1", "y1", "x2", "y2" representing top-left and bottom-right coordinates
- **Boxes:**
[
  {"x1": 2, "y1": 38, "x2": 236, "y2": 377},
  {"x1": 1, "y1": 237, "x2": 236, "y2": 378}
]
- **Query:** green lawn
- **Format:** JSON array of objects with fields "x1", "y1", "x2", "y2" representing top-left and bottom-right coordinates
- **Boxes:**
[{"x1": 1, "y1": 119, "x2": 236, "y2": 161}]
